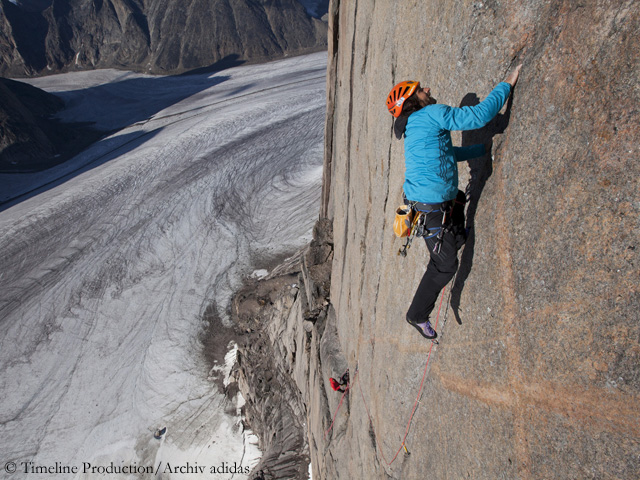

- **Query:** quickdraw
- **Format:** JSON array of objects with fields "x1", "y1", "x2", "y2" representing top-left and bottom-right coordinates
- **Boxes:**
[
  {"x1": 397, "y1": 205, "x2": 424, "y2": 257},
  {"x1": 432, "y1": 201, "x2": 454, "y2": 254}
]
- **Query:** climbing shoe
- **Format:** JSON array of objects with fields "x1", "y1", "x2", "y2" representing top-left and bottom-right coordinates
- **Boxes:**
[{"x1": 408, "y1": 319, "x2": 437, "y2": 340}]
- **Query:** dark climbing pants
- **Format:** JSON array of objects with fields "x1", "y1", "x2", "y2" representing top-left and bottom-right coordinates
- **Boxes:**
[{"x1": 406, "y1": 191, "x2": 467, "y2": 324}]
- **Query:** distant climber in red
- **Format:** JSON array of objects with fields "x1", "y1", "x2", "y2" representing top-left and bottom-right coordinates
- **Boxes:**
[
  {"x1": 386, "y1": 64, "x2": 522, "y2": 340},
  {"x1": 329, "y1": 370, "x2": 350, "y2": 393}
]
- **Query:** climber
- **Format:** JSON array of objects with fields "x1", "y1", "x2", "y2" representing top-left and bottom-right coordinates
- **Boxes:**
[
  {"x1": 386, "y1": 64, "x2": 522, "y2": 340},
  {"x1": 329, "y1": 369, "x2": 350, "y2": 393}
]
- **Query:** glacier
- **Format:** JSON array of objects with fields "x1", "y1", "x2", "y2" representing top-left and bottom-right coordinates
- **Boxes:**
[{"x1": 0, "y1": 52, "x2": 327, "y2": 479}]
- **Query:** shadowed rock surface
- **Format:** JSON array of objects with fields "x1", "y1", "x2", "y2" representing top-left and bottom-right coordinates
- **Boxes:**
[
  {"x1": 0, "y1": 77, "x2": 102, "y2": 172},
  {"x1": 0, "y1": 0, "x2": 328, "y2": 76},
  {"x1": 231, "y1": 0, "x2": 639, "y2": 479}
]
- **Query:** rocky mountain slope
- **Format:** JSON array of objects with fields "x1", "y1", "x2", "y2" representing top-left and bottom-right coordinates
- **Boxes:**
[
  {"x1": 0, "y1": 77, "x2": 100, "y2": 172},
  {"x1": 0, "y1": 0, "x2": 327, "y2": 76},
  {"x1": 0, "y1": 0, "x2": 327, "y2": 179},
  {"x1": 231, "y1": 0, "x2": 639, "y2": 479}
]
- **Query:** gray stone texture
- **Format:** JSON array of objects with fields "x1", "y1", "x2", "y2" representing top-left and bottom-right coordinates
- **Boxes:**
[
  {"x1": 316, "y1": 0, "x2": 640, "y2": 478},
  {"x1": 231, "y1": 219, "x2": 334, "y2": 480}
]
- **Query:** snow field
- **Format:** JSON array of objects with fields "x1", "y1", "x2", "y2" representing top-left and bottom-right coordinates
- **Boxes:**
[{"x1": 0, "y1": 52, "x2": 327, "y2": 479}]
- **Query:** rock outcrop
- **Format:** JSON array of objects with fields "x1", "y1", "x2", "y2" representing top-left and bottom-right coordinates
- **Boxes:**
[
  {"x1": 0, "y1": 0, "x2": 328, "y2": 77},
  {"x1": 230, "y1": 219, "x2": 333, "y2": 479},
  {"x1": 232, "y1": 0, "x2": 639, "y2": 479},
  {"x1": 0, "y1": 77, "x2": 101, "y2": 172}
]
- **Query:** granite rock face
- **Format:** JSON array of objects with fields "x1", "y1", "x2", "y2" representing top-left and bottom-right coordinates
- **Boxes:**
[
  {"x1": 0, "y1": 0, "x2": 328, "y2": 76},
  {"x1": 231, "y1": 1, "x2": 639, "y2": 479},
  {"x1": 315, "y1": 0, "x2": 640, "y2": 478}
]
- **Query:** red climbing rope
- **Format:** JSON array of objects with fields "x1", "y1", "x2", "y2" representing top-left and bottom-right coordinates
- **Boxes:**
[
  {"x1": 323, "y1": 287, "x2": 447, "y2": 463},
  {"x1": 359, "y1": 286, "x2": 446, "y2": 465}
]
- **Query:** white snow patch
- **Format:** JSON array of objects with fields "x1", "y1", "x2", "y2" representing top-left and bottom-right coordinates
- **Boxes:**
[
  {"x1": 151, "y1": 420, "x2": 261, "y2": 480},
  {"x1": 208, "y1": 341, "x2": 239, "y2": 388},
  {"x1": 251, "y1": 269, "x2": 269, "y2": 279},
  {"x1": 235, "y1": 392, "x2": 247, "y2": 411},
  {"x1": 0, "y1": 52, "x2": 327, "y2": 479}
]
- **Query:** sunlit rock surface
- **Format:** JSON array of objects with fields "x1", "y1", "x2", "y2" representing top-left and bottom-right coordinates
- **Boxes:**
[{"x1": 319, "y1": 1, "x2": 639, "y2": 478}]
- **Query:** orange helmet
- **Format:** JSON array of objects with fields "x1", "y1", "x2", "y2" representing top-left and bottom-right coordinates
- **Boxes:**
[{"x1": 386, "y1": 81, "x2": 419, "y2": 117}]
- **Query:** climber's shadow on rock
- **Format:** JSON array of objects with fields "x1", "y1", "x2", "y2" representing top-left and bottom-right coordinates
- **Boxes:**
[{"x1": 451, "y1": 91, "x2": 514, "y2": 325}]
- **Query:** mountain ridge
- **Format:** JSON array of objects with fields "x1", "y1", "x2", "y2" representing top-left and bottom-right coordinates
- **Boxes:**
[{"x1": 0, "y1": 0, "x2": 327, "y2": 76}]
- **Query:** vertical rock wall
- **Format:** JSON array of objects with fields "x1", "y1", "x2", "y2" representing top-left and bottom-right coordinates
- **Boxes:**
[{"x1": 317, "y1": 0, "x2": 639, "y2": 478}]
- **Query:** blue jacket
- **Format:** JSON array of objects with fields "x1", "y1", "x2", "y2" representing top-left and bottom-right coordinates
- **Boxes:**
[{"x1": 403, "y1": 82, "x2": 511, "y2": 203}]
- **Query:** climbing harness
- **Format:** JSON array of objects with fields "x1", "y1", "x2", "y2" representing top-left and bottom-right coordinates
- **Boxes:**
[
  {"x1": 396, "y1": 201, "x2": 446, "y2": 256},
  {"x1": 432, "y1": 201, "x2": 454, "y2": 255},
  {"x1": 397, "y1": 198, "x2": 466, "y2": 257}
]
